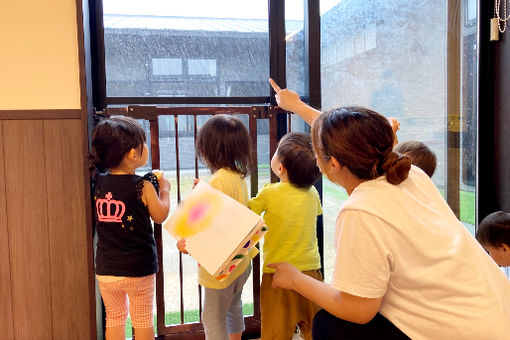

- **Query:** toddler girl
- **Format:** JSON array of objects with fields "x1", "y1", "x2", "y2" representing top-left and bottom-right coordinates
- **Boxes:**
[
  {"x1": 177, "y1": 114, "x2": 255, "y2": 340},
  {"x1": 90, "y1": 116, "x2": 170, "y2": 340}
]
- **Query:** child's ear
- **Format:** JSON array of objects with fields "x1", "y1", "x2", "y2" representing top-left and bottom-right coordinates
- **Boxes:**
[
  {"x1": 278, "y1": 163, "x2": 285, "y2": 175},
  {"x1": 126, "y1": 148, "x2": 137, "y2": 160},
  {"x1": 329, "y1": 156, "x2": 341, "y2": 171},
  {"x1": 500, "y1": 243, "x2": 510, "y2": 253}
]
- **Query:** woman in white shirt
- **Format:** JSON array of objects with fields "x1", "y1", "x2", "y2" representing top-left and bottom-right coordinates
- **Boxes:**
[{"x1": 267, "y1": 79, "x2": 510, "y2": 339}]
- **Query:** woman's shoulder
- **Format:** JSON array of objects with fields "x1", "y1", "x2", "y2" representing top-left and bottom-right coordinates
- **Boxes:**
[{"x1": 343, "y1": 166, "x2": 444, "y2": 215}]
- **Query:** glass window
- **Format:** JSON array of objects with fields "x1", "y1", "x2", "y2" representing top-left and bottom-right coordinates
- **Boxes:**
[
  {"x1": 320, "y1": 0, "x2": 477, "y2": 281},
  {"x1": 285, "y1": 0, "x2": 305, "y2": 96},
  {"x1": 286, "y1": 0, "x2": 308, "y2": 133},
  {"x1": 466, "y1": 0, "x2": 477, "y2": 25},
  {"x1": 152, "y1": 58, "x2": 183, "y2": 76},
  {"x1": 102, "y1": 0, "x2": 269, "y2": 98},
  {"x1": 188, "y1": 59, "x2": 217, "y2": 76}
]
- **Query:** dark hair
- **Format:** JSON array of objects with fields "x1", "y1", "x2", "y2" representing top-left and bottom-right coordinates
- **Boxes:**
[
  {"x1": 89, "y1": 116, "x2": 146, "y2": 172},
  {"x1": 476, "y1": 211, "x2": 510, "y2": 247},
  {"x1": 311, "y1": 106, "x2": 411, "y2": 185},
  {"x1": 394, "y1": 141, "x2": 437, "y2": 178},
  {"x1": 277, "y1": 132, "x2": 322, "y2": 189},
  {"x1": 195, "y1": 114, "x2": 253, "y2": 177}
]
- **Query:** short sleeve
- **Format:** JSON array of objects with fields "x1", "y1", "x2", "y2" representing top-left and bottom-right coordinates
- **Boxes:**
[
  {"x1": 249, "y1": 184, "x2": 271, "y2": 215},
  {"x1": 142, "y1": 172, "x2": 159, "y2": 195},
  {"x1": 331, "y1": 209, "x2": 393, "y2": 298}
]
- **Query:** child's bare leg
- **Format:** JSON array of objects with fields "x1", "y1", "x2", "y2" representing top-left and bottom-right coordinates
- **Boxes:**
[
  {"x1": 134, "y1": 326, "x2": 155, "y2": 340},
  {"x1": 229, "y1": 332, "x2": 242, "y2": 340},
  {"x1": 105, "y1": 325, "x2": 126, "y2": 340}
]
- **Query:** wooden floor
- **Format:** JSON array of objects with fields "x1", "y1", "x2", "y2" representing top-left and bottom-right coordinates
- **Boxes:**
[{"x1": 252, "y1": 332, "x2": 303, "y2": 340}]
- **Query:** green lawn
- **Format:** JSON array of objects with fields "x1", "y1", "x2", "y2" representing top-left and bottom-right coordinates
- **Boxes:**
[
  {"x1": 323, "y1": 178, "x2": 475, "y2": 225},
  {"x1": 459, "y1": 189, "x2": 475, "y2": 225}
]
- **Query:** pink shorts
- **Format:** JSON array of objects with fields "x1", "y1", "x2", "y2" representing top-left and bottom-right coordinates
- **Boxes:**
[{"x1": 97, "y1": 274, "x2": 155, "y2": 328}]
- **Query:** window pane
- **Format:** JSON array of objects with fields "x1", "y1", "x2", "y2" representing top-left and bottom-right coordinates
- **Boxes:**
[
  {"x1": 320, "y1": 0, "x2": 477, "y2": 281},
  {"x1": 286, "y1": 0, "x2": 308, "y2": 132},
  {"x1": 102, "y1": 0, "x2": 269, "y2": 97},
  {"x1": 286, "y1": 0, "x2": 305, "y2": 95},
  {"x1": 152, "y1": 58, "x2": 183, "y2": 76},
  {"x1": 188, "y1": 59, "x2": 217, "y2": 76}
]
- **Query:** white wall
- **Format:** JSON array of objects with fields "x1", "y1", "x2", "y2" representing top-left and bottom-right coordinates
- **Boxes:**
[{"x1": 0, "y1": 0, "x2": 81, "y2": 110}]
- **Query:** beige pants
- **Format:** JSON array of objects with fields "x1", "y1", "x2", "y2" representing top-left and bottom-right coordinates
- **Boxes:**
[{"x1": 260, "y1": 270, "x2": 323, "y2": 340}]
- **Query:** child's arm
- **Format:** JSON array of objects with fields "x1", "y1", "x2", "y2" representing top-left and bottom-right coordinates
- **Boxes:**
[
  {"x1": 143, "y1": 176, "x2": 171, "y2": 224},
  {"x1": 269, "y1": 78, "x2": 321, "y2": 126},
  {"x1": 248, "y1": 185, "x2": 270, "y2": 215},
  {"x1": 388, "y1": 117, "x2": 400, "y2": 147}
]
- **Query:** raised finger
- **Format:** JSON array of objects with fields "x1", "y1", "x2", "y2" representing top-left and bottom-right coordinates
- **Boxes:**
[{"x1": 269, "y1": 78, "x2": 282, "y2": 94}]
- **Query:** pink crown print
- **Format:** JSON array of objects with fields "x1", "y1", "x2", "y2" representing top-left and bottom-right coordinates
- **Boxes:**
[{"x1": 96, "y1": 192, "x2": 126, "y2": 223}]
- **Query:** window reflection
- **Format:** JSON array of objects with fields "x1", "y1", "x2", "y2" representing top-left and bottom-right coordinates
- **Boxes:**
[
  {"x1": 320, "y1": 0, "x2": 477, "y2": 280},
  {"x1": 103, "y1": 0, "x2": 270, "y2": 97}
]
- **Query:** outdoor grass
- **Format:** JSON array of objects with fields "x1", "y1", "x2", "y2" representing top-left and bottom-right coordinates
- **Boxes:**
[
  {"x1": 459, "y1": 189, "x2": 475, "y2": 225},
  {"x1": 323, "y1": 177, "x2": 475, "y2": 225},
  {"x1": 125, "y1": 303, "x2": 254, "y2": 337}
]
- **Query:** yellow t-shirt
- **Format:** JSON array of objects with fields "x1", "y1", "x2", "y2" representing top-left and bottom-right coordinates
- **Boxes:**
[
  {"x1": 197, "y1": 168, "x2": 258, "y2": 289},
  {"x1": 249, "y1": 182, "x2": 322, "y2": 273}
]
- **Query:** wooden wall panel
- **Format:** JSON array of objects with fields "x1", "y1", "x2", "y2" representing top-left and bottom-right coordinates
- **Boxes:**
[
  {"x1": 43, "y1": 119, "x2": 93, "y2": 339},
  {"x1": 0, "y1": 122, "x2": 15, "y2": 339},
  {"x1": 3, "y1": 120, "x2": 53, "y2": 339}
]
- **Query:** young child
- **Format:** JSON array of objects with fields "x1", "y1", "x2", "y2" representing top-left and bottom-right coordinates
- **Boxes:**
[
  {"x1": 249, "y1": 132, "x2": 323, "y2": 340},
  {"x1": 90, "y1": 116, "x2": 171, "y2": 340},
  {"x1": 177, "y1": 114, "x2": 256, "y2": 340},
  {"x1": 394, "y1": 140, "x2": 437, "y2": 177},
  {"x1": 476, "y1": 211, "x2": 510, "y2": 278}
]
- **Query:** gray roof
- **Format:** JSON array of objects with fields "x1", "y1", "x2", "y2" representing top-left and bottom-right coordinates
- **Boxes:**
[{"x1": 104, "y1": 14, "x2": 303, "y2": 33}]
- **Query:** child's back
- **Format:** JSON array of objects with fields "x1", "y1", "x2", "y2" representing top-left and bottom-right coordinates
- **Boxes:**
[
  {"x1": 250, "y1": 181, "x2": 321, "y2": 273},
  {"x1": 197, "y1": 168, "x2": 253, "y2": 289},
  {"x1": 95, "y1": 174, "x2": 158, "y2": 277}
]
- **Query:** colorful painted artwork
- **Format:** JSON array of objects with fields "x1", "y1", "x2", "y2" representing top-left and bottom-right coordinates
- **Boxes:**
[
  {"x1": 164, "y1": 181, "x2": 267, "y2": 281},
  {"x1": 214, "y1": 224, "x2": 268, "y2": 281},
  {"x1": 167, "y1": 189, "x2": 221, "y2": 238}
]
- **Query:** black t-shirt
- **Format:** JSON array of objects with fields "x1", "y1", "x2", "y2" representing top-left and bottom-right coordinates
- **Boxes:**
[{"x1": 94, "y1": 174, "x2": 158, "y2": 276}]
